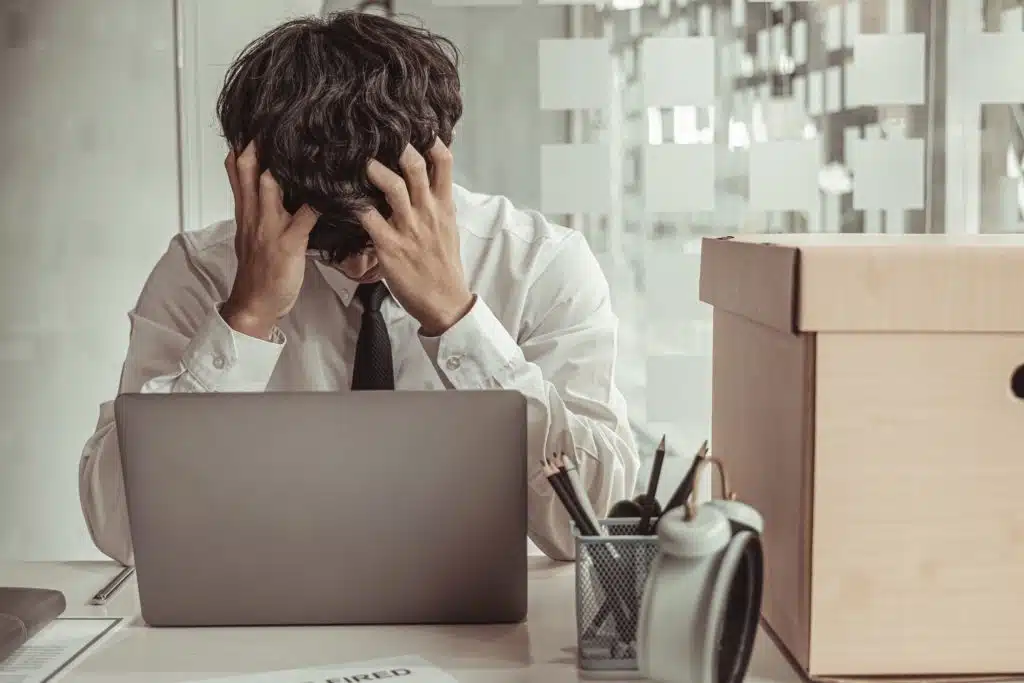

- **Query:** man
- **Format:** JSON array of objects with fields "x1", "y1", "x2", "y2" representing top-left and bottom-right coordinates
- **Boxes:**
[{"x1": 78, "y1": 11, "x2": 639, "y2": 566}]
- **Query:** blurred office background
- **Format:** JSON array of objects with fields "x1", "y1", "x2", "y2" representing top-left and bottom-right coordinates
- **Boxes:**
[{"x1": 1, "y1": 0, "x2": 1021, "y2": 559}]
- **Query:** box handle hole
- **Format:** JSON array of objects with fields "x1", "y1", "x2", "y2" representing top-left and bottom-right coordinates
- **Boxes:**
[{"x1": 1011, "y1": 365, "x2": 1024, "y2": 400}]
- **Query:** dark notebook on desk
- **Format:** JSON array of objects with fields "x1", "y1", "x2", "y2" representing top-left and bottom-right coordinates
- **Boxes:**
[{"x1": 0, "y1": 587, "x2": 66, "y2": 663}]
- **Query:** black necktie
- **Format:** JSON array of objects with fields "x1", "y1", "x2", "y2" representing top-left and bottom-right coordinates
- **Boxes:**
[{"x1": 351, "y1": 282, "x2": 395, "y2": 391}]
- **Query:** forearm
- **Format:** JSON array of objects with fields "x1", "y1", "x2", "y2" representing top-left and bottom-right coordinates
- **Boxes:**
[
  {"x1": 419, "y1": 298, "x2": 641, "y2": 561},
  {"x1": 220, "y1": 297, "x2": 278, "y2": 342}
]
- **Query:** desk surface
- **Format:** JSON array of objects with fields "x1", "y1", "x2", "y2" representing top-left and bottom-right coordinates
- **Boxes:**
[{"x1": 1, "y1": 559, "x2": 804, "y2": 683}]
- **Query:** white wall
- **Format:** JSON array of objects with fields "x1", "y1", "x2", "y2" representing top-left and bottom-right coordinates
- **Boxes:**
[
  {"x1": 178, "y1": 0, "x2": 325, "y2": 233},
  {"x1": 0, "y1": 0, "x2": 321, "y2": 560},
  {"x1": 0, "y1": 0, "x2": 179, "y2": 559}
]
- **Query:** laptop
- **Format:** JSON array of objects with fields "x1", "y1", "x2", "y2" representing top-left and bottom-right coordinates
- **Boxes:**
[{"x1": 114, "y1": 390, "x2": 528, "y2": 627}]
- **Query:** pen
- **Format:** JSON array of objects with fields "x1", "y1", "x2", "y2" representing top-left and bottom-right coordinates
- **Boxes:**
[{"x1": 88, "y1": 566, "x2": 135, "y2": 606}]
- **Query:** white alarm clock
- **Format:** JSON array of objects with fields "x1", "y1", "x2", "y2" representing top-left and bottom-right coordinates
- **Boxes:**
[{"x1": 636, "y1": 456, "x2": 764, "y2": 683}]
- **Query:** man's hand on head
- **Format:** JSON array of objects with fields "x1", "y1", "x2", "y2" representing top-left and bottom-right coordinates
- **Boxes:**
[
  {"x1": 221, "y1": 142, "x2": 319, "y2": 341},
  {"x1": 357, "y1": 139, "x2": 475, "y2": 338}
]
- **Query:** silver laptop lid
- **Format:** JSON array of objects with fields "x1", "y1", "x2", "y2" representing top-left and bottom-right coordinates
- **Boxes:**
[{"x1": 115, "y1": 390, "x2": 528, "y2": 626}]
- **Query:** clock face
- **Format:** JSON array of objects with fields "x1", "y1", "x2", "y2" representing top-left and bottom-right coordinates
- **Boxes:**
[{"x1": 714, "y1": 535, "x2": 764, "y2": 683}]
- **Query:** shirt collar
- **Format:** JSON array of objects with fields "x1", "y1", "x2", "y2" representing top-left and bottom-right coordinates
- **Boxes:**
[{"x1": 310, "y1": 258, "x2": 398, "y2": 310}]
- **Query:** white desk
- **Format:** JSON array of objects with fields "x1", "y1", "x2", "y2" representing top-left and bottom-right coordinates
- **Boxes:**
[{"x1": 1, "y1": 559, "x2": 803, "y2": 683}]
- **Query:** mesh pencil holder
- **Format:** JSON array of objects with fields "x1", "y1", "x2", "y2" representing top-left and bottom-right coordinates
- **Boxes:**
[{"x1": 573, "y1": 518, "x2": 660, "y2": 678}]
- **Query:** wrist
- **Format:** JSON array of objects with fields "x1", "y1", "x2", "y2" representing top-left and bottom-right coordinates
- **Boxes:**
[
  {"x1": 220, "y1": 299, "x2": 276, "y2": 341},
  {"x1": 420, "y1": 291, "x2": 476, "y2": 338}
]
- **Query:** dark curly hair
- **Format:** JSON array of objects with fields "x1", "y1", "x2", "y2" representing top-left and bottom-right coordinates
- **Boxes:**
[{"x1": 216, "y1": 11, "x2": 463, "y2": 262}]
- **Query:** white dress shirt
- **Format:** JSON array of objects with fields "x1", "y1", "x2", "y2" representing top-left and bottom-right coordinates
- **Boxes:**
[{"x1": 78, "y1": 183, "x2": 640, "y2": 566}]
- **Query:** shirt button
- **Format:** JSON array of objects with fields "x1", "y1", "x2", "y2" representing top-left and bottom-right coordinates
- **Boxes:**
[
  {"x1": 212, "y1": 355, "x2": 226, "y2": 369},
  {"x1": 341, "y1": 289, "x2": 350, "y2": 300},
  {"x1": 446, "y1": 356, "x2": 462, "y2": 371}
]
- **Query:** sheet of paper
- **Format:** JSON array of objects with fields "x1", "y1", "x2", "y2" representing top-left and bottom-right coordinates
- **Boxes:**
[
  {"x1": 0, "y1": 617, "x2": 123, "y2": 683},
  {"x1": 186, "y1": 655, "x2": 459, "y2": 683}
]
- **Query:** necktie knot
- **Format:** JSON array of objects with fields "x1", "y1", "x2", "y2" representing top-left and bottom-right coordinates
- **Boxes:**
[{"x1": 356, "y1": 282, "x2": 388, "y2": 313}]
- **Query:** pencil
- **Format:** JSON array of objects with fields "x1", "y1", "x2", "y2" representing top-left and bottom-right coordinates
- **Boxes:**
[
  {"x1": 541, "y1": 456, "x2": 593, "y2": 536},
  {"x1": 562, "y1": 447, "x2": 643, "y2": 641},
  {"x1": 637, "y1": 435, "x2": 666, "y2": 535},
  {"x1": 553, "y1": 452, "x2": 601, "y2": 537},
  {"x1": 661, "y1": 440, "x2": 709, "y2": 520},
  {"x1": 542, "y1": 456, "x2": 632, "y2": 642}
]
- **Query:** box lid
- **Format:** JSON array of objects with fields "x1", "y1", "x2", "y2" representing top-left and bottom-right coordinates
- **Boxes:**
[{"x1": 698, "y1": 233, "x2": 1024, "y2": 333}]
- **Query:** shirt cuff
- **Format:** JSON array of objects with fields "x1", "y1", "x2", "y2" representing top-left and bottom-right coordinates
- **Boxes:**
[
  {"x1": 419, "y1": 296, "x2": 524, "y2": 390},
  {"x1": 180, "y1": 308, "x2": 286, "y2": 392}
]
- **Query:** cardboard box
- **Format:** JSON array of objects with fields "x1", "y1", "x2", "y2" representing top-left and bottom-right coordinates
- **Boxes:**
[{"x1": 698, "y1": 234, "x2": 1024, "y2": 681}]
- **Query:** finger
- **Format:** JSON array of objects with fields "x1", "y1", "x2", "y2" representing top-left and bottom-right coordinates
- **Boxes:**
[
  {"x1": 366, "y1": 160, "x2": 413, "y2": 226},
  {"x1": 357, "y1": 207, "x2": 399, "y2": 253},
  {"x1": 285, "y1": 204, "x2": 319, "y2": 241},
  {"x1": 225, "y1": 150, "x2": 240, "y2": 206},
  {"x1": 224, "y1": 150, "x2": 244, "y2": 232},
  {"x1": 427, "y1": 137, "x2": 454, "y2": 205},
  {"x1": 398, "y1": 144, "x2": 430, "y2": 208},
  {"x1": 235, "y1": 142, "x2": 260, "y2": 231},
  {"x1": 258, "y1": 170, "x2": 289, "y2": 232}
]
